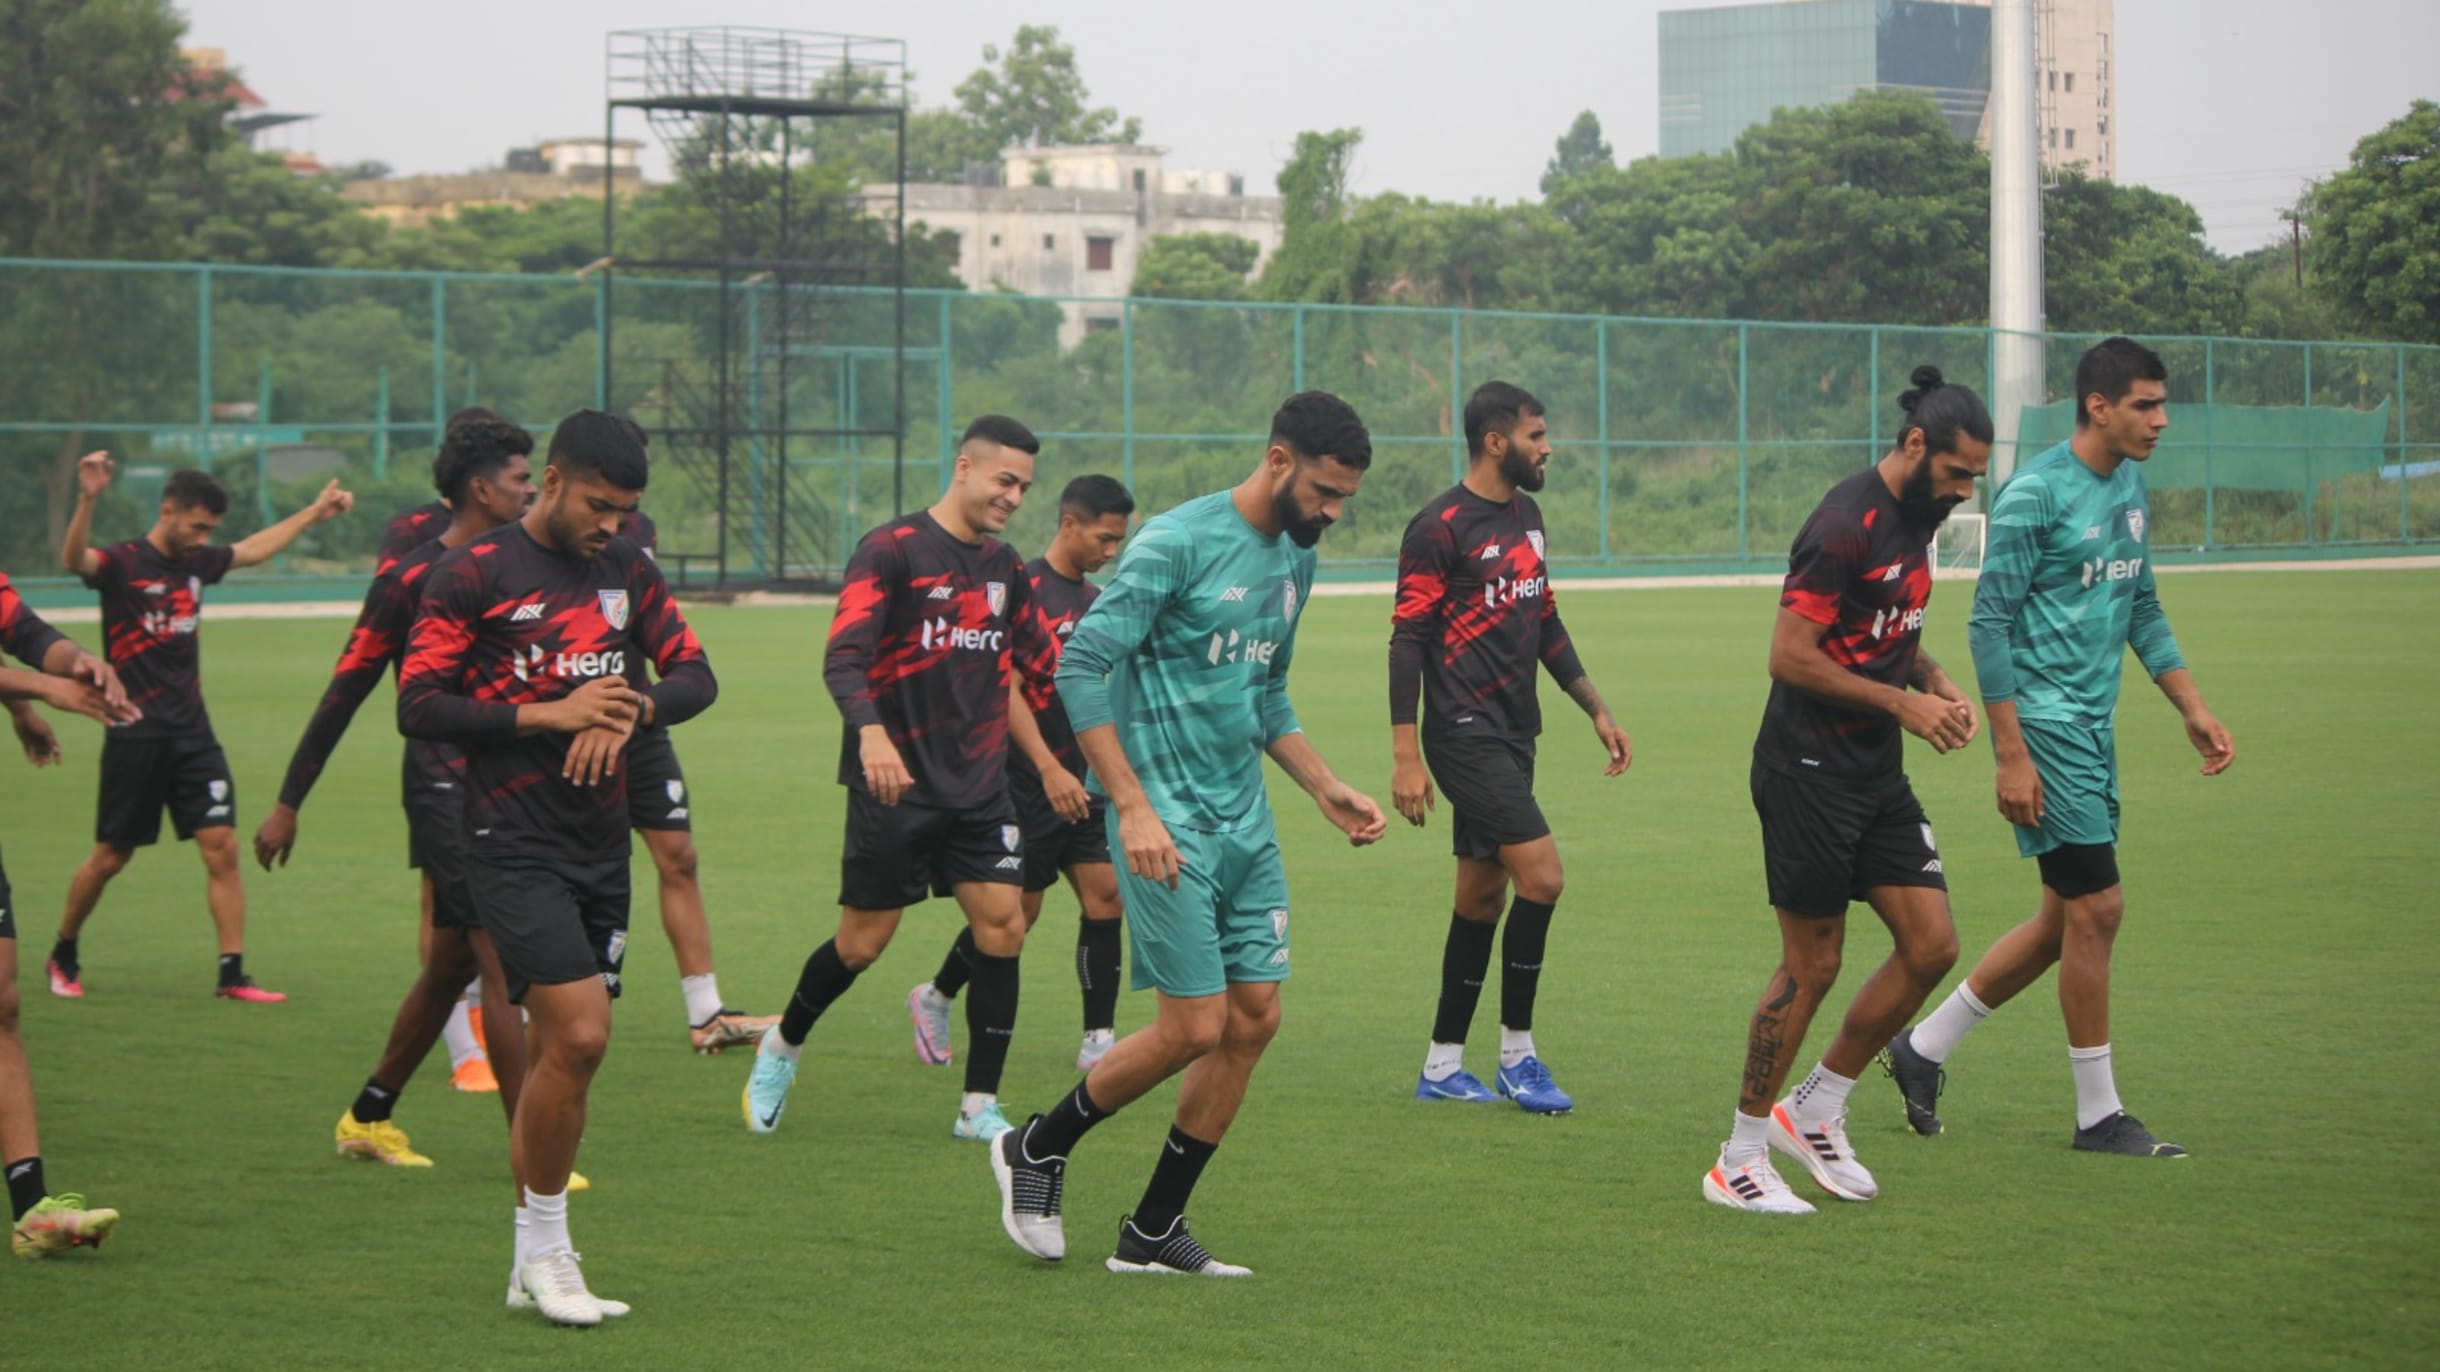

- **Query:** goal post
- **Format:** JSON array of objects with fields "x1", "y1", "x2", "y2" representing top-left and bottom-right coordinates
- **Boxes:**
[{"x1": 1933, "y1": 512, "x2": 1985, "y2": 580}]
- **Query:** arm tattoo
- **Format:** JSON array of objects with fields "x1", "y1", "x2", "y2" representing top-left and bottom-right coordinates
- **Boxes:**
[{"x1": 1564, "y1": 674, "x2": 1606, "y2": 718}]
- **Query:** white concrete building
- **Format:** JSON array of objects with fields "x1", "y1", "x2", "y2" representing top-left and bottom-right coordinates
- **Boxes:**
[
  {"x1": 1956, "y1": 0, "x2": 2116, "y2": 180},
  {"x1": 859, "y1": 145, "x2": 1283, "y2": 346}
]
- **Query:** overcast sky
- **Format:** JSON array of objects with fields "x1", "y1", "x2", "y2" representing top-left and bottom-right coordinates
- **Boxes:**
[{"x1": 190, "y1": 0, "x2": 2435, "y2": 256}]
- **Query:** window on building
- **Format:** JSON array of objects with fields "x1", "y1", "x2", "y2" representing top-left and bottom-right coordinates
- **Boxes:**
[
  {"x1": 989, "y1": 233, "x2": 1001, "y2": 248},
  {"x1": 1043, "y1": 234, "x2": 1056, "y2": 251},
  {"x1": 941, "y1": 233, "x2": 961, "y2": 258},
  {"x1": 2064, "y1": 72, "x2": 2075, "y2": 93},
  {"x1": 1131, "y1": 169, "x2": 1146, "y2": 193},
  {"x1": 1087, "y1": 236, "x2": 1116, "y2": 272},
  {"x1": 1085, "y1": 316, "x2": 1120, "y2": 334},
  {"x1": 2065, "y1": 128, "x2": 2076, "y2": 150},
  {"x1": 2046, "y1": 70, "x2": 2055, "y2": 91},
  {"x1": 2048, "y1": 127, "x2": 2058, "y2": 148},
  {"x1": 2098, "y1": 116, "x2": 2109, "y2": 137},
  {"x1": 2098, "y1": 32, "x2": 2109, "y2": 54}
]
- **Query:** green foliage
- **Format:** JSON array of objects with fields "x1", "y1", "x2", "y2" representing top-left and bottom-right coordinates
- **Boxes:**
[
  {"x1": 953, "y1": 25, "x2": 1141, "y2": 152},
  {"x1": 2304, "y1": 100, "x2": 2440, "y2": 344},
  {"x1": 1131, "y1": 235, "x2": 1261, "y2": 301},
  {"x1": 1262, "y1": 129, "x2": 1365, "y2": 305},
  {"x1": 2044, "y1": 173, "x2": 2244, "y2": 336},
  {"x1": 1540, "y1": 110, "x2": 1615, "y2": 197}
]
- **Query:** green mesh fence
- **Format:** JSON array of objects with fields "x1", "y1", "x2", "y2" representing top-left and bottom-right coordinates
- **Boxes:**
[{"x1": 3, "y1": 257, "x2": 2435, "y2": 587}]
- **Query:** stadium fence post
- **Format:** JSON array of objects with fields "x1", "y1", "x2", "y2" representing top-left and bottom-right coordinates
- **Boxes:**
[
  {"x1": 374, "y1": 366, "x2": 390, "y2": 478},
  {"x1": 197, "y1": 265, "x2": 213, "y2": 437},
  {"x1": 1737, "y1": 321, "x2": 1750, "y2": 561},
  {"x1": 429, "y1": 276, "x2": 447, "y2": 448},
  {"x1": 1596, "y1": 317, "x2": 1611, "y2": 566},
  {"x1": 1122, "y1": 297, "x2": 1136, "y2": 491},
  {"x1": 1449, "y1": 309, "x2": 1465, "y2": 484},
  {"x1": 2204, "y1": 338, "x2": 2218, "y2": 549}
]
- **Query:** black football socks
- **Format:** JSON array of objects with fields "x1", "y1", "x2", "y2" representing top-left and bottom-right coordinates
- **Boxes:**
[
  {"x1": 1432, "y1": 913, "x2": 1497, "y2": 1044},
  {"x1": 779, "y1": 939, "x2": 861, "y2": 1045}
]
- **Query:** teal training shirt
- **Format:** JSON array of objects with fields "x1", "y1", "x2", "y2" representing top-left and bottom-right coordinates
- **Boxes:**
[
  {"x1": 1969, "y1": 441, "x2": 2185, "y2": 727},
  {"x1": 1055, "y1": 490, "x2": 1315, "y2": 834}
]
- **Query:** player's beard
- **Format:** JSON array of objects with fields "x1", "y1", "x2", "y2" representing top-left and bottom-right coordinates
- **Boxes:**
[
  {"x1": 1899, "y1": 460, "x2": 1962, "y2": 532},
  {"x1": 1271, "y1": 481, "x2": 1331, "y2": 548},
  {"x1": 1499, "y1": 445, "x2": 1548, "y2": 493}
]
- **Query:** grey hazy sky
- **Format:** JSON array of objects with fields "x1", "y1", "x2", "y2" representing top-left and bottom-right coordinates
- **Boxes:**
[{"x1": 190, "y1": 0, "x2": 2435, "y2": 256}]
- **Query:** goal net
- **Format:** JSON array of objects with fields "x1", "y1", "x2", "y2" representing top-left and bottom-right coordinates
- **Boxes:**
[{"x1": 1932, "y1": 512, "x2": 1985, "y2": 580}]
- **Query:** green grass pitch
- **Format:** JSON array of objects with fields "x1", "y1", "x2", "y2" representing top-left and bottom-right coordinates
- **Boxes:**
[{"x1": 2, "y1": 570, "x2": 2435, "y2": 1368}]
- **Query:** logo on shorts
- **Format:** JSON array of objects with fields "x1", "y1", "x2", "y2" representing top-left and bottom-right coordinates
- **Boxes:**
[
  {"x1": 1269, "y1": 948, "x2": 1290, "y2": 967},
  {"x1": 208, "y1": 779, "x2": 229, "y2": 802},
  {"x1": 986, "y1": 581, "x2": 1007, "y2": 617},
  {"x1": 1002, "y1": 824, "x2": 1022, "y2": 853},
  {"x1": 597, "y1": 589, "x2": 630, "y2": 631},
  {"x1": 996, "y1": 856, "x2": 1024, "y2": 872},
  {"x1": 2126, "y1": 508, "x2": 2146, "y2": 541},
  {"x1": 1920, "y1": 822, "x2": 1937, "y2": 853},
  {"x1": 1270, "y1": 908, "x2": 1289, "y2": 941},
  {"x1": 1922, "y1": 859, "x2": 1944, "y2": 874},
  {"x1": 666, "y1": 779, "x2": 685, "y2": 805},
  {"x1": 605, "y1": 930, "x2": 627, "y2": 967},
  {"x1": 1527, "y1": 530, "x2": 1545, "y2": 560}
]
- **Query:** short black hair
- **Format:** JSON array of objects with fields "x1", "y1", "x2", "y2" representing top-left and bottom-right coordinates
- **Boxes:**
[
  {"x1": 1895, "y1": 365, "x2": 1994, "y2": 456},
  {"x1": 1464, "y1": 380, "x2": 1545, "y2": 457},
  {"x1": 545, "y1": 409, "x2": 650, "y2": 490},
  {"x1": 961, "y1": 414, "x2": 1040, "y2": 456},
  {"x1": 615, "y1": 415, "x2": 651, "y2": 451},
  {"x1": 2074, "y1": 337, "x2": 2169, "y2": 428},
  {"x1": 162, "y1": 468, "x2": 228, "y2": 516},
  {"x1": 1270, "y1": 390, "x2": 1372, "y2": 470},
  {"x1": 1059, "y1": 474, "x2": 1134, "y2": 523},
  {"x1": 434, "y1": 408, "x2": 535, "y2": 503}
]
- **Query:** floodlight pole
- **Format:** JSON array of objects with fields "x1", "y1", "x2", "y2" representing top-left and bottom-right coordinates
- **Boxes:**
[{"x1": 1990, "y1": 0, "x2": 2045, "y2": 486}]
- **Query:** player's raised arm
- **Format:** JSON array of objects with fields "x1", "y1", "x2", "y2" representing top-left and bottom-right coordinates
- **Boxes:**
[
  {"x1": 60, "y1": 452, "x2": 113, "y2": 580},
  {"x1": 230, "y1": 478, "x2": 355, "y2": 569}
]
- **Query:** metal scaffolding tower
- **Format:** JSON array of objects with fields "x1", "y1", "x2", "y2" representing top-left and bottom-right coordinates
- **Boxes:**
[{"x1": 603, "y1": 26, "x2": 909, "y2": 586}]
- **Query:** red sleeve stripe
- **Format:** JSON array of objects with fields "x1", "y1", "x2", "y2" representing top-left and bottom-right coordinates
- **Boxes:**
[
  {"x1": 1393, "y1": 570, "x2": 1446, "y2": 625},
  {"x1": 1780, "y1": 588, "x2": 1839, "y2": 625}
]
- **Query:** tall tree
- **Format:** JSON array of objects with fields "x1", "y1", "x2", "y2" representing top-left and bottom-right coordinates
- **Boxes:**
[
  {"x1": 2304, "y1": 100, "x2": 2440, "y2": 344},
  {"x1": 953, "y1": 25, "x2": 1141, "y2": 153},
  {"x1": 1541, "y1": 110, "x2": 1615, "y2": 197},
  {"x1": 1261, "y1": 128, "x2": 1364, "y2": 304}
]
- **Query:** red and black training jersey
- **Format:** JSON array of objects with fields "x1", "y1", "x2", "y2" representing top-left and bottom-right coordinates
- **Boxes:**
[
  {"x1": 378, "y1": 501, "x2": 451, "y2": 576},
  {"x1": 1, "y1": 570, "x2": 70, "y2": 670},
  {"x1": 84, "y1": 537, "x2": 236, "y2": 739},
  {"x1": 1390, "y1": 486, "x2": 1586, "y2": 740},
  {"x1": 274, "y1": 540, "x2": 461, "y2": 811},
  {"x1": 824, "y1": 512, "x2": 1054, "y2": 810},
  {"x1": 397, "y1": 522, "x2": 716, "y2": 861},
  {"x1": 1754, "y1": 467, "x2": 1934, "y2": 781},
  {"x1": 1009, "y1": 556, "x2": 1100, "y2": 789}
]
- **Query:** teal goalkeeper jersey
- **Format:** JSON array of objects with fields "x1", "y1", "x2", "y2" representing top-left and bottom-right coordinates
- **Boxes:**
[
  {"x1": 1055, "y1": 490, "x2": 1314, "y2": 834},
  {"x1": 1969, "y1": 441, "x2": 2185, "y2": 727}
]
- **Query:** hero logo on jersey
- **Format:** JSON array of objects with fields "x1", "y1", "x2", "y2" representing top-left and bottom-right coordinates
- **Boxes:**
[
  {"x1": 2080, "y1": 555, "x2": 2146, "y2": 590},
  {"x1": 918, "y1": 617, "x2": 1005, "y2": 653},
  {"x1": 511, "y1": 642, "x2": 628, "y2": 682},
  {"x1": 2126, "y1": 508, "x2": 2146, "y2": 541},
  {"x1": 1207, "y1": 628, "x2": 1280, "y2": 666},
  {"x1": 986, "y1": 581, "x2": 1007, "y2": 617},
  {"x1": 1483, "y1": 574, "x2": 1548, "y2": 610},
  {"x1": 1870, "y1": 604, "x2": 1927, "y2": 640},
  {"x1": 597, "y1": 589, "x2": 630, "y2": 631}
]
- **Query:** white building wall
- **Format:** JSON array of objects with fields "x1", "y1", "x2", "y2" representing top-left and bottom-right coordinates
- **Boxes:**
[{"x1": 860, "y1": 146, "x2": 1283, "y2": 347}]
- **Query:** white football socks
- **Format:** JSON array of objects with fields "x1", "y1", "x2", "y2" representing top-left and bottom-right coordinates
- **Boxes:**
[
  {"x1": 443, "y1": 997, "x2": 482, "y2": 1070},
  {"x1": 1422, "y1": 1041, "x2": 1466, "y2": 1082},
  {"x1": 1786, "y1": 1063, "x2": 1857, "y2": 1122},
  {"x1": 524, "y1": 1187, "x2": 570, "y2": 1258},
  {"x1": 1498, "y1": 1027, "x2": 1536, "y2": 1070},
  {"x1": 680, "y1": 973, "x2": 723, "y2": 1027},
  {"x1": 1909, "y1": 982, "x2": 1993, "y2": 1063},
  {"x1": 1723, "y1": 1109, "x2": 1772, "y2": 1164},
  {"x1": 2070, "y1": 1043, "x2": 2124, "y2": 1129},
  {"x1": 760, "y1": 1025, "x2": 802, "y2": 1062}
]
